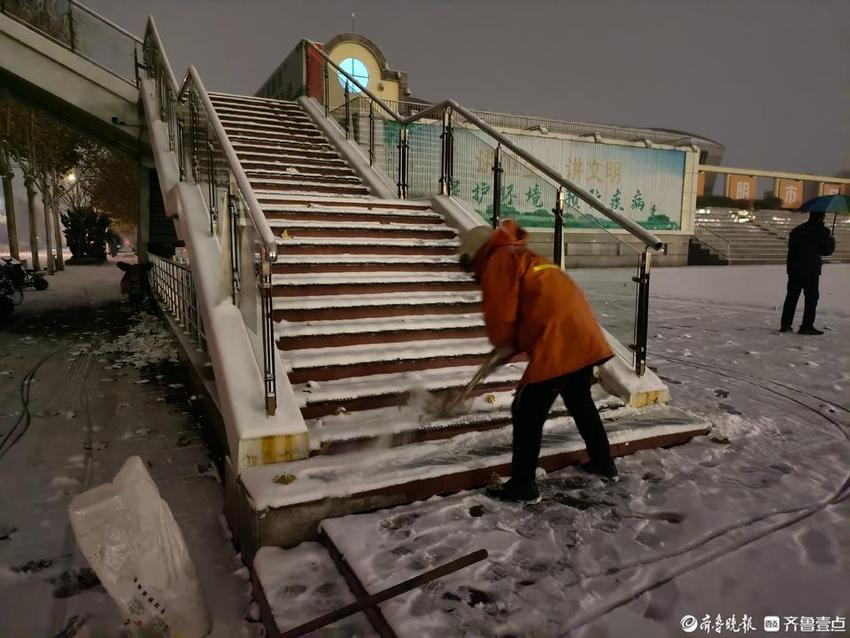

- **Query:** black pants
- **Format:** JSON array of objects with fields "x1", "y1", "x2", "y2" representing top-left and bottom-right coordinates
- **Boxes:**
[
  {"x1": 510, "y1": 365, "x2": 612, "y2": 486},
  {"x1": 781, "y1": 272, "x2": 820, "y2": 329}
]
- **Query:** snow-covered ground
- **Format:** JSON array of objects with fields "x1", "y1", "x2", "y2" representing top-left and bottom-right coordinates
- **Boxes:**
[
  {"x1": 304, "y1": 264, "x2": 850, "y2": 637},
  {"x1": 2, "y1": 262, "x2": 848, "y2": 637},
  {"x1": 0, "y1": 263, "x2": 259, "y2": 637}
]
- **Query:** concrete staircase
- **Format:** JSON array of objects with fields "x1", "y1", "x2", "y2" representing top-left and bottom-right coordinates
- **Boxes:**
[
  {"x1": 750, "y1": 210, "x2": 850, "y2": 264},
  {"x1": 199, "y1": 93, "x2": 709, "y2": 636},
  {"x1": 694, "y1": 208, "x2": 787, "y2": 264},
  {"x1": 694, "y1": 208, "x2": 850, "y2": 265}
]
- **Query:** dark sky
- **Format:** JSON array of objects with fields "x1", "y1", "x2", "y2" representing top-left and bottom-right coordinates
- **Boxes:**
[{"x1": 88, "y1": 0, "x2": 849, "y2": 177}]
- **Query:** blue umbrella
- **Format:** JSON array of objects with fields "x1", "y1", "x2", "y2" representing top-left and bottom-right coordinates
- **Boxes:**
[{"x1": 796, "y1": 194, "x2": 850, "y2": 233}]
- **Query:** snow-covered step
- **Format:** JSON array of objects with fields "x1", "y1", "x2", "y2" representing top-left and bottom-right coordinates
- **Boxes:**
[
  {"x1": 242, "y1": 161, "x2": 355, "y2": 177},
  {"x1": 272, "y1": 270, "x2": 476, "y2": 299},
  {"x1": 304, "y1": 383, "x2": 621, "y2": 449},
  {"x1": 271, "y1": 253, "x2": 461, "y2": 274},
  {"x1": 250, "y1": 173, "x2": 363, "y2": 187},
  {"x1": 256, "y1": 192, "x2": 432, "y2": 211},
  {"x1": 253, "y1": 544, "x2": 377, "y2": 638},
  {"x1": 272, "y1": 290, "x2": 480, "y2": 321},
  {"x1": 235, "y1": 405, "x2": 709, "y2": 554},
  {"x1": 273, "y1": 253, "x2": 457, "y2": 267},
  {"x1": 283, "y1": 337, "x2": 494, "y2": 384},
  {"x1": 230, "y1": 147, "x2": 343, "y2": 164},
  {"x1": 220, "y1": 121, "x2": 322, "y2": 137},
  {"x1": 248, "y1": 178, "x2": 370, "y2": 196},
  {"x1": 273, "y1": 235, "x2": 459, "y2": 257},
  {"x1": 229, "y1": 130, "x2": 334, "y2": 147},
  {"x1": 293, "y1": 360, "x2": 523, "y2": 419},
  {"x1": 267, "y1": 218, "x2": 456, "y2": 240},
  {"x1": 231, "y1": 140, "x2": 339, "y2": 158},
  {"x1": 276, "y1": 312, "x2": 485, "y2": 350},
  {"x1": 277, "y1": 312, "x2": 484, "y2": 339},
  {"x1": 214, "y1": 107, "x2": 312, "y2": 124},
  {"x1": 208, "y1": 91, "x2": 302, "y2": 108},
  {"x1": 263, "y1": 204, "x2": 445, "y2": 224}
]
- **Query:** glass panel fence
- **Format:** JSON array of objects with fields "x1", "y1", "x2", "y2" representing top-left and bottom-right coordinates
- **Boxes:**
[
  {"x1": 4, "y1": 0, "x2": 140, "y2": 84},
  {"x1": 70, "y1": 2, "x2": 139, "y2": 83}
]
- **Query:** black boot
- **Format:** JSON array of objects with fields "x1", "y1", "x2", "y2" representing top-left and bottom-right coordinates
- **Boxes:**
[
  {"x1": 581, "y1": 457, "x2": 618, "y2": 479},
  {"x1": 798, "y1": 326, "x2": 824, "y2": 335},
  {"x1": 485, "y1": 479, "x2": 541, "y2": 504}
]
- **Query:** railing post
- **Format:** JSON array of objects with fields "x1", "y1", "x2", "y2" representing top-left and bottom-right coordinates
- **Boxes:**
[
  {"x1": 439, "y1": 107, "x2": 454, "y2": 196},
  {"x1": 368, "y1": 100, "x2": 375, "y2": 166},
  {"x1": 323, "y1": 62, "x2": 330, "y2": 118},
  {"x1": 207, "y1": 139, "x2": 217, "y2": 235},
  {"x1": 260, "y1": 258, "x2": 277, "y2": 416},
  {"x1": 397, "y1": 126, "x2": 409, "y2": 199},
  {"x1": 189, "y1": 96, "x2": 199, "y2": 182},
  {"x1": 553, "y1": 187, "x2": 565, "y2": 268},
  {"x1": 633, "y1": 249, "x2": 651, "y2": 376},
  {"x1": 166, "y1": 87, "x2": 175, "y2": 151},
  {"x1": 491, "y1": 143, "x2": 502, "y2": 229},
  {"x1": 228, "y1": 193, "x2": 240, "y2": 305},
  {"x1": 67, "y1": 4, "x2": 76, "y2": 51},
  {"x1": 176, "y1": 117, "x2": 185, "y2": 182}
]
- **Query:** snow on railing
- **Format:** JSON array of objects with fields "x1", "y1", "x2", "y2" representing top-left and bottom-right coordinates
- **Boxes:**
[{"x1": 143, "y1": 17, "x2": 278, "y2": 414}]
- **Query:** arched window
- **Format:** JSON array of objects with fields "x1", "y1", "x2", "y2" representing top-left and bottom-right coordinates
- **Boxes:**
[{"x1": 337, "y1": 57, "x2": 369, "y2": 93}]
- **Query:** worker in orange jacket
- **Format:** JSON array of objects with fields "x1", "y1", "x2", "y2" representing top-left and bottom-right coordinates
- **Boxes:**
[{"x1": 459, "y1": 220, "x2": 617, "y2": 503}]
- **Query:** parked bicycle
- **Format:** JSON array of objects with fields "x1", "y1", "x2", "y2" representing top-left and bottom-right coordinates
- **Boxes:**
[{"x1": 1, "y1": 257, "x2": 48, "y2": 291}]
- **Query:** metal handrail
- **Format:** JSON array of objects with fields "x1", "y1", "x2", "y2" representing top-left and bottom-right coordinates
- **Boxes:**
[
  {"x1": 306, "y1": 41, "x2": 662, "y2": 251},
  {"x1": 177, "y1": 67, "x2": 279, "y2": 261},
  {"x1": 144, "y1": 18, "x2": 276, "y2": 260},
  {"x1": 143, "y1": 17, "x2": 179, "y2": 94},
  {"x1": 143, "y1": 16, "x2": 279, "y2": 413},
  {"x1": 694, "y1": 223, "x2": 731, "y2": 258}
]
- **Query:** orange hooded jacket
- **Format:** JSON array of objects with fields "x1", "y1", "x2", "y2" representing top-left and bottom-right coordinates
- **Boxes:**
[{"x1": 474, "y1": 220, "x2": 614, "y2": 385}]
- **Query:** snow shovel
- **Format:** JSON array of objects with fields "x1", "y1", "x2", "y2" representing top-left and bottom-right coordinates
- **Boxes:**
[{"x1": 425, "y1": 347, "x2": 514, "y2": 418}]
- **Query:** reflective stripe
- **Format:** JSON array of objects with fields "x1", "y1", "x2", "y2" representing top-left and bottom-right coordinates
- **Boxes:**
[{"x1": 531, "y1": 264, "x2": 559, "y2": 273}]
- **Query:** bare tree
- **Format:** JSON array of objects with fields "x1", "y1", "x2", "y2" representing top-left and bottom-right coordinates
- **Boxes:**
[{"x1": 0, "y1": 98, "x2": 21, "y2": 260}]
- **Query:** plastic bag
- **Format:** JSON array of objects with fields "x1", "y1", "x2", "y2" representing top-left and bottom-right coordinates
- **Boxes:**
[{"x1": 69, "y1": 456, "x2": 211, "y2": 637}]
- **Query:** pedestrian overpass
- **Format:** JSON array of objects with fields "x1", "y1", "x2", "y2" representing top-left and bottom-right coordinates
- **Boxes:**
[{"x1": 0, "y1": 4, "x2": 142, "y2": 155}]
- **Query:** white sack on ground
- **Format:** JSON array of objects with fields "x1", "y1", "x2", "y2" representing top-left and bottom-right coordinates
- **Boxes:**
[{"x1": 68, "y1": 456, "x2": 211, "y2": 637}]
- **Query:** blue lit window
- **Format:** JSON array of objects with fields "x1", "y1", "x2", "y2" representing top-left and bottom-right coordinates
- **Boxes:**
[{"x1": 337, "y1": 57, "x2": 369, "y2": 93}]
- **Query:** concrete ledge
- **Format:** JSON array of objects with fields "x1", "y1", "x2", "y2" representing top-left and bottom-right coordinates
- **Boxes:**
[
  {"x1": 428, "y1": 194, "x2": 485, "y2": 233},
  {"x1": 297, "y1": 95, "x2": 396, "y2": 199},
  {"x1": 598, "y1": 351, "x2": 670, "y2": 408}
]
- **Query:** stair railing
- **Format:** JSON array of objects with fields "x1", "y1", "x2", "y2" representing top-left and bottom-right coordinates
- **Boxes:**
[
  {"x1": 143, "y1": 17, "x2": 279, "y2": 415},
  {"x1": 1, "y1": 0, "x2": 143, "y2": 85},
  {"x1": 307, "y1": 42, "x2": 659, "y2": 376},
  {"x1": 694, "y1": 224, "x2": 731, "y2": 262}
]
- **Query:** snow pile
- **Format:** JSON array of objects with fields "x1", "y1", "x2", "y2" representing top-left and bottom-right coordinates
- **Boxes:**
[{"x1": 94, "y1": 313, "x2": 179, "y2": 368}]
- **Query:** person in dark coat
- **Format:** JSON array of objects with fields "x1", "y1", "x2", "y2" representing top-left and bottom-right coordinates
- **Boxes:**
[{"x1": 780, "y1": 211, "x2": 835, "y2": 335}]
